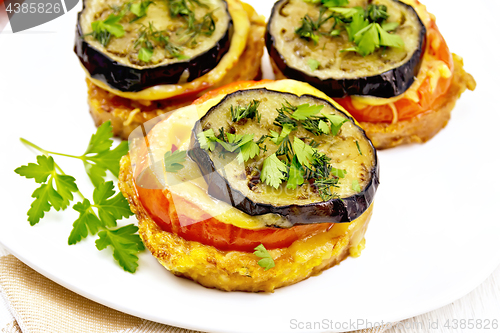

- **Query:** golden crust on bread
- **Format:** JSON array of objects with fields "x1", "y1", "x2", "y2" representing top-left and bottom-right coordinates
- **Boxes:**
[
  {"x1": 271, "y1": 54, "x2": 475, "y2": 149},
  {"x1": 87, "y1": 1, "x2": 265, "y2": 140},
  {"x1": 119, "y1": 154, "x2": 372, "y2": 292}
]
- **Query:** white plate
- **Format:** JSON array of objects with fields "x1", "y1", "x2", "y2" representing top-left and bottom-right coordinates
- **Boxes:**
[{"x1": 1, "y1": 1, "x2": 499, "y2": 332}]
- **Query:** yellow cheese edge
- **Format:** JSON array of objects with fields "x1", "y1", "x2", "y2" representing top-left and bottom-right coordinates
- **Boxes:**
[
  {"x1": 350, "y1": 0, "x2": 452, "y2": 109},
  {"x1": 129, "y1": 80, "x2": 369, "y2": 230},
  {"x1": 86, "y1": 0, "x2": 250, "y2": 101}
]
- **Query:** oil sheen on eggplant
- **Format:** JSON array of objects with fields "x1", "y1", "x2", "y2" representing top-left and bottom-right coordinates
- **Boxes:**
[
  {"x1": 189, "y1": 89, "x2": 379, "y2": 225},
  {"x1": 266, "y1": 0, "x2": 426, "y2": 98},
  {"x1": 75, "y1": 0, "x2": 232, "y2": 92}
]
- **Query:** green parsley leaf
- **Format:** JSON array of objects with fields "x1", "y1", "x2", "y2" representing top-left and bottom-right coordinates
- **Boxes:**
[
  {"x1": 93, "y1": 181, "x2": 133, "y2": 228},
  {"x1": 15, "y1": 155, "x2": 54, "y2": 183},
  {"x1": 291, "y1": 103, "x2": 324, "y2": 120},
  {"x1": 331, "y1": 168, "x2": 347, "y2": 178},
  {"x1": 91, "y1": 13, "x2": 125, "y2": 46},
  {"x1": 237, "y1": 141, "x2": 260, "y2": 164},
  {"x1": 95, "y1": 224, "x2": 145, "y2": 273},
  {"x1": 328, "y1": 6, "x2": 363, "y2": 19},
  {"x1": 260, "y1": 153, "x2": 287, "y2": 189},
  {"x1": 82, "y1": 122, "x2": 129, "y2": 187},
  {"x1": 68, "y1": 199, "x2": 103, "y2": 245},
  {"x1": 197, "y1": 128, "x2": 217, "y2": 151},
  {"x1": 130, "y1": 0, "x2": 152, "y2": 19},
  {"x1": 253, "y1": 244, "x2": 275, "y2": 271},
  {"x1": 354, "y1": 23, "x2": 379, "y2": 56},
  {"x1": 376, "y1": 23, "x2": 404, "y2": 48},
  {"x1": 164, "y1": 149, "x2": 187, "y2": 172},
  {"x1": 352, "y1": 179, "x2": 361, "y2": 192},
  {"x1": 318, "y1": 120, "x2": 330, "y2": 134},
  {"x1": 270, "y1": 123, "x2": 294, "y2": 145},
  {"x1": 322, "y1": 113, "x2": 348, "y2": 135},
  {"x1": 322, "y1": 0, "x2": 349, "y2": 7},
  {"x1": 219, "y1": 133, "x2": 254, "y2": 152},
  {"x1": 138, "y1": 47, "x2": 154, "y2": 62},
  {"x1": 68, "y1": 181, "x2": 133, "y2": 244},
  {"x1": 15, "y1": 155, "x2": 79, "y2": 225},
  {"x1": 287, "y1": 155, "x2": 305, "y2": 189},
  {"x1": 308, "y1": 58, "x2": 320, "y2": 71},
  {"x1": 346, "y1": 11, "x2": 369, "y2": 41},
  {"x1": 293, "y1": 137, "x2": 316, "y2": 168},
  {"x1": 381, "y1": 21, "x2": 399, "y2": 31}
]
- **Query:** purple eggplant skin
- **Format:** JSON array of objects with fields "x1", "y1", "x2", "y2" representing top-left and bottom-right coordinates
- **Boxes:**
[
  {"x1": 265, "y1": 0, "x2": 427, "y2": 99},
  {"x1": 188, "y1": 89, "x2": 380, "y2": 227},
  {"x1": 74, "y1": 1, "x2": 233, "y2": 93}
]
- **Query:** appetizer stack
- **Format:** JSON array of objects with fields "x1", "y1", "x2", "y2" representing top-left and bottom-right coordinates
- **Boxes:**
[
  {"x1": 119, "y1": 80, "x2": 379, "y2": 291},
  {"x1": 266, "y1": 0, "x2": 476, "y2": 148},
  {"x1": 75, "y1": 0, "x2": 265, "y2": 139}
]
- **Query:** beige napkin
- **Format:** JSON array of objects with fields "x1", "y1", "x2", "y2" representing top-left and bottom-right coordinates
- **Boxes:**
[{"x1": 0, "y1": 253, "x2": 393, "y2": 333}]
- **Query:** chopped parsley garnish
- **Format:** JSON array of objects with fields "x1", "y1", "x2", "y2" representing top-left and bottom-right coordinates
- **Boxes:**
[
  {"x1": 295, "y1": 6, "x2": 335, "y2": 44},
  {"x1": 260, "y1": 153, "x2": 288, "y2": 189},
  {"x1": 130, "y1": 0, "x2": 153, "y2": 21},
  {"x1": 230, "y1": 100, "x2": 260, "y2": 123},
  {"x1": 197, "y1": 128, "x2": 260, "y2": 164},
  {"x1": 352, "y1": 179, "x2": 361, "y2": 192},
  {"x1": 298, "y1": 0, "x2": 404, "y2": 56},
  {"x1": 308, "y1": 58, "x2": 320, "y2": 71},
  {"x1": 138, "y1": 47, "x2": 154, "y2": 62},
  {"x1": 164, "y1": 149, "x2": 187, "y2": 172},
  {"x1": 134, "y1": 23, "x2": 186, "y2": 62},
  {"x1": 254, "y1": 244, "x2": 275, "y2": 271},
  {"x1": 167, "y1": 0, "x2": 216, "y2": 46},
  {"x1": 198, "y1": 100, "x2": 357, "y2": 202},
  {"x1": 15, "y1": 122, "x2": 143, "y2": 273},
  {"x1": 90, "y1": 13, "x2": 125, "y2": 46}
]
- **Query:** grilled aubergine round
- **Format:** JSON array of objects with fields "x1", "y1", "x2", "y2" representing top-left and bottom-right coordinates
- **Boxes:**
[
  {"x1": 266, "y1": 0, "x2": 426, "y2": 98},
  {"x1": 119, "y1": 79, "x2": 380, "y2": 292},
  {"x1": 188, "y1": 89, "x2": 379, "y2": 226},
  {"x1": 75, "y1": 0, "x2": 266, "y2": 139},
  {"x1": 76, "y1": 0, "x2": 232, "y2": 92}
]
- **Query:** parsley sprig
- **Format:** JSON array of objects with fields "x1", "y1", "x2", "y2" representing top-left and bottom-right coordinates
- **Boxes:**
[{"x1": 15, "y1": 122, "x2": 144, "y2": 273}]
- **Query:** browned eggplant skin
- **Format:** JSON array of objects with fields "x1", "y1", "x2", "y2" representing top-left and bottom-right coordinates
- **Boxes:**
[
  {"x1": 188, "y1": 89, "x2": 379, "y2": 227},
  {"x1": 265, "y1": 0, "x2": 426, "y2": 98},
  {"x1": 74, "y1": 0, "x2": 233, "y2": 93}
]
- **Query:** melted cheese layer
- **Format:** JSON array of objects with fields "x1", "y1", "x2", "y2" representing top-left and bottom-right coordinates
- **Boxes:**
[{"x1": 86, "y1": 0, "x2": 250, "y2": 100}]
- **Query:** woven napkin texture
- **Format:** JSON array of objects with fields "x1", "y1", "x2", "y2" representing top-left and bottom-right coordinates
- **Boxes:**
[{"x1": 0, "y1": 251, "x2": 392, "y2": 333}]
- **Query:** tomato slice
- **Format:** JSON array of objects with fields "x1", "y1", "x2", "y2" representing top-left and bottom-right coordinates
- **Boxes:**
[
  {"x1": 335, "y1": 21, "x2": 453, "y2": 123},
  {"x1": 135, "y1": 185, "x2": 332, "y2": 252}
]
